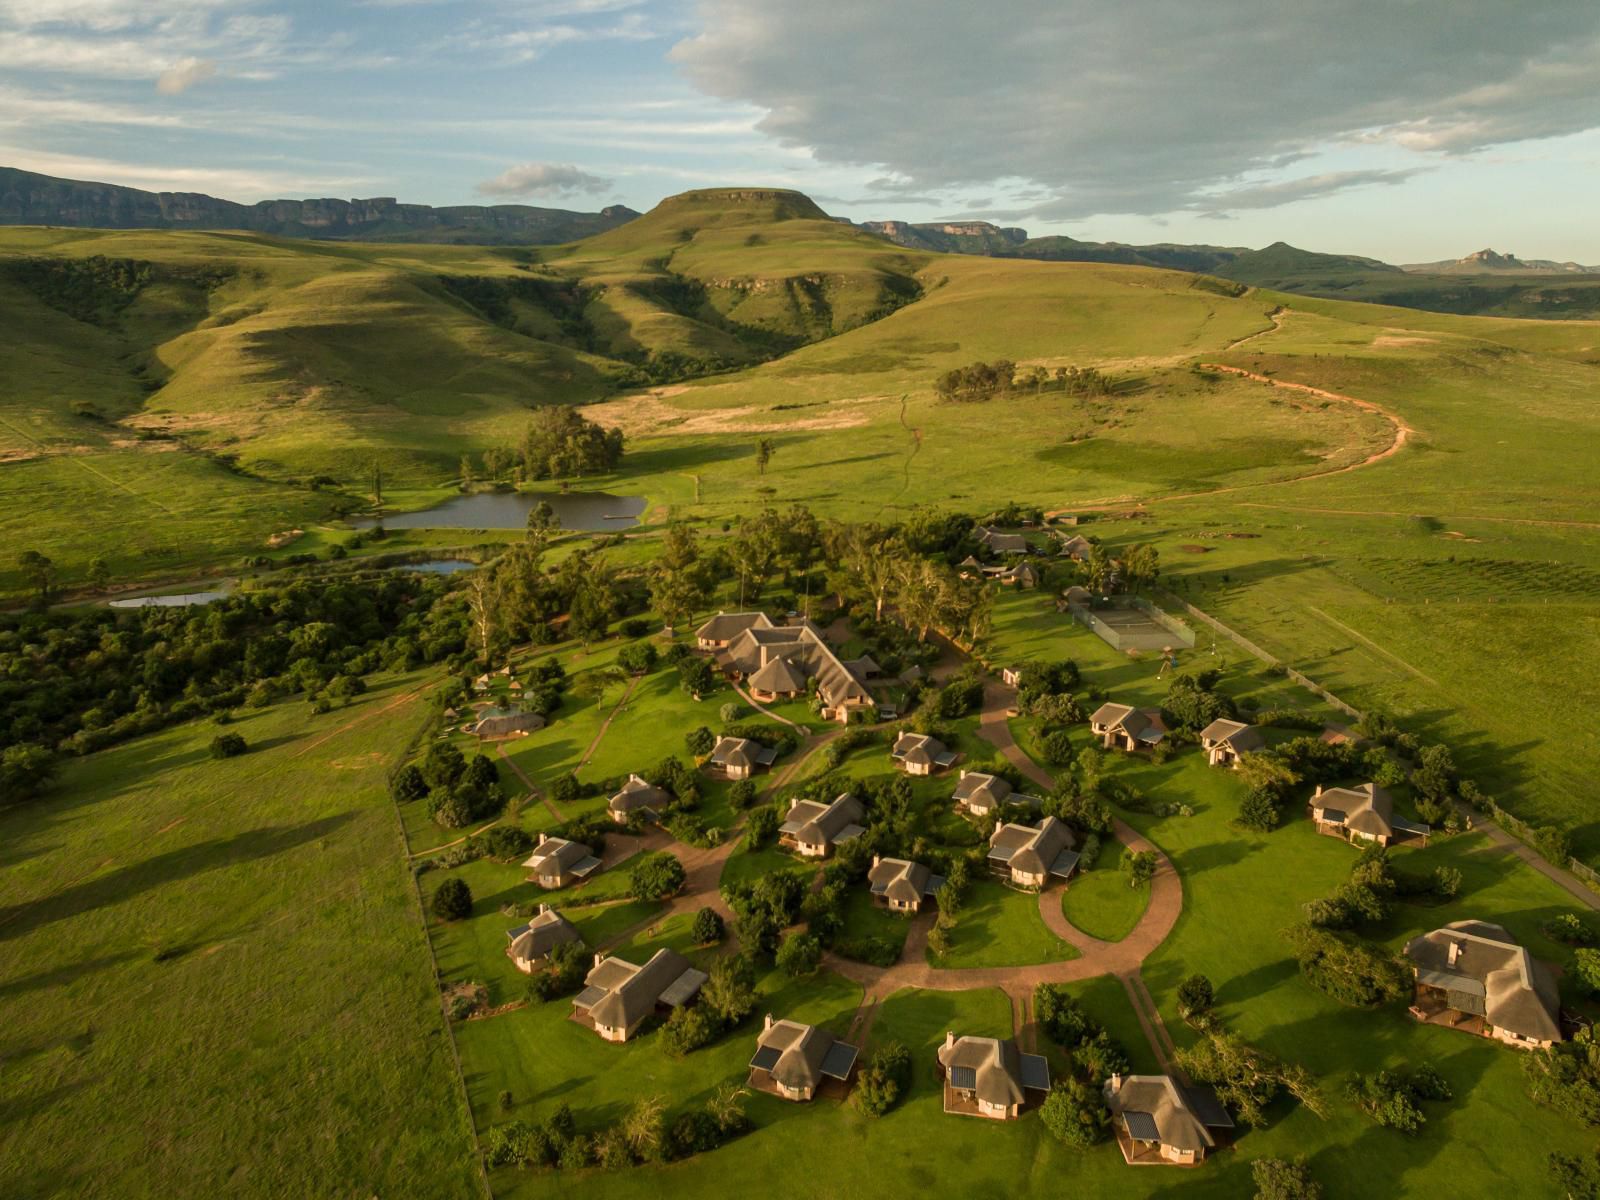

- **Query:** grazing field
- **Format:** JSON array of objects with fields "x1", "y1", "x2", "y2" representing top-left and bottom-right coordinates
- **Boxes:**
[{"x1": 0, "y1": 671, "x2": 478, "y2": 1200}]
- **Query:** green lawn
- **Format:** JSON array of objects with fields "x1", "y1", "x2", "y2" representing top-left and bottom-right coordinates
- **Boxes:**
[
  {"x1": 0, "y1": 672, "x2": 477, "y2": 1198},
  {"x1": 928, "y1": 878, "x2": 1078, "y2": 970},
  {"x1": 834, "y1": 887, "x2": 915, "y2": 961},
  {"x1": 1059, "y1": 840, "x2": 1151, "y2": 942}
]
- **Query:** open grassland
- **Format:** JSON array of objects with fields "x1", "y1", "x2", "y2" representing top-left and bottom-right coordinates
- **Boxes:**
[{"x1": 0, "y1": 671, "x2": 478, "y2": 1200}]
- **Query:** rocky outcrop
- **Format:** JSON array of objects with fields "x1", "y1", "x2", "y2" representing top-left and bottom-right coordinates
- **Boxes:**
[{"x1": 0, "y1": 167, "x2": 638, "y2": 244}]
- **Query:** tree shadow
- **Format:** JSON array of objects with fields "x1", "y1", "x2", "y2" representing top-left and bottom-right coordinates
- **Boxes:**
[
  {"x1": 1170, "y1": 840, "x2": 1258, "y2": 876},
  {"x1": 0, "y1": 952, "x2": 140, "y2": 1000},
  {"x1": 0, "y1": 812, "x2": 355, "y2": 943}
]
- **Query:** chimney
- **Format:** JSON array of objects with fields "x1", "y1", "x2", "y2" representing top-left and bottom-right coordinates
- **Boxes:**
[
  {"x1": 1313, "y1": 785, "x2": 1323, "y2": 800},
  {"x1": 539, "y1": 903, "x2": 549, "y2": 916},
  {"x1": 593, "y1": 952, "x2": 605, "y2": 968},
  {"x1": 1448, "y1": 940, "x2": 1461, "y2": 967},
  {"x1": 945, "y1": 1030, "x2": 955, "y2": 1049},
  {"x1": 1109, "y1": 1072, "x2": 1122, "y2": 1092},
  {"x1": 872, "y1": 854, "x2": 881, "y2": 869},
  {"x1": 538, "y1": 833, "x2": 549, "y2": 847},
  {"x1": 764, "y1": 1013, "x2": 774, "y2": 1031}
]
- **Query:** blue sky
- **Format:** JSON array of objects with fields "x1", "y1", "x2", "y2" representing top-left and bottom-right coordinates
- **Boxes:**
[{"x1": 4, "y1": 0, "x2": 1599, "y2": 262}]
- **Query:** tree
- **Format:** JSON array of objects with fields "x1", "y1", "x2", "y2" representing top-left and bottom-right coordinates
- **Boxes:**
[
  {"x1": 1239, "y1": 789, "x2": 1283, "y2": 832},
  {"x1": 629, "y1": 852, "x2": 687, "y2": 900},
  {"x1": 1574, "y1": 948, "x2": 1600, "y2": 996},
  {"x1": 18, "y1": 550, "x2": 54, "y2": 605},
  {"x1": 621, "y1": 1094, "x2": 667, "y2": 1162},
  {"x1": 618, "y1": 641, "x2": 659, "y2": 676},
  {"x1": 88, "y1": 554, "x2": 111, "y2": 591},
  {"x1": 701, "y1": 953, "x2": 757, "y2": 1024},
  {"x1": 1123, "y1": 543, "x2": 1160, "y2": 593},
  {"x1": 755, "y1": 437, "x2": 775, "y2": 476},
  {"x1": 743, "y1": 805, "x2": 779, "y2": 848},
  {"x1": 678, "y1": 655, "x2": 717, "y2": 700},
  {"x1": 1252, "y1": 1157, "x2": 1323, "y2": 1200},
  {"x1": 1177, "y1": 1026, "x2": 1325, "y2": 1128},
  {"x1": 776, "y1": 930, "x2": 821, "y2": 977},
  {"x1": 1286, "y1": 925, "x2": 1412, "y2": 1008},
  {"x1": 1041, "y1": 728, "x2": 1076, "y2": 766},
  {"x1": 691, "y1": 907, "x2": 725, "y2": 945},
  {"x1": 392, "y1": 763, "x2": 428, "y2": 803},
  {"x1": 1039, "y1": 1078, "x2": 1109, "y2": 1147},
  {"x1": 1177, "y1": 974, "x2": 1215, "y2": 1023},
  {"x1": 1084, "y1": 544, "x2": 1114, "y2": 595},
  {"x1": 1124, "y1": 849, "x2": 1158, "y2": 888},
  {"x1": 432, "y1": 876, "x2": 472, "y2": 921},
  {"x1": 853, "y1": 1041, "x2": 911, "y2": 1116},
  {"x1": 685, "y1": 725, "x2": 716, "y2": 757},
  {"x1": 421, "y1": 741, "x2": 466, "y2": 790},
  {"x1": 526, "y1": 500, "x2": 560, "y2": 545},
  {"x1": 0, "y1": 743, "x2": 58, "y2": 799}
]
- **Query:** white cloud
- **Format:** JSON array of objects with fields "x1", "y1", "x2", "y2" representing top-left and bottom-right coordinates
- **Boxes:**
[
  {"x1": 475, "y1": 160, "x2": 612, "y2": 197},
  {"x1": 670, "y1": 0, "x2": 1600, "y2": 217},
  {"x1": 156, "y1": 56, "x2": 217, "y2": 94},
  {"x1": 1192, "y1": 169, "x2": 1426, "y2": 216},
  {"x1": 0, "y1": 142, "x2": 369, "y2": 198}
]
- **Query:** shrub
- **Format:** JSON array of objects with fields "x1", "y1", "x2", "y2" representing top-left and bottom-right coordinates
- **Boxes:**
[
  {"x1": 432, "y1": 876, "x2": 472, "y2": 921},
  {"x1": 854, "y1": 1041, "x2": 912, "y2": 1116},
  {"x1": 1238, "y1": 789, "x2": 1282, "y2": 831},
  {"x1": 629, "y1": 852, "x2": 687, "y2": 900},
  {"x1": 1526, "y1": 1032, "x2": 1600, "y2": 1125},
  {"x1": 1346, "y1": 1067, "x2": 1450, "y2": 1132},
  {"x1": 728, "y1": 779, "x2": 758, "y2": 810},
  {"x1": 1252, "y1": 1157, "x2": 1323, "y2": 1200},
  {"x1": 619, "y1": 617, "x2": 651, "y2": 638},
  {"x1": 1545, "y1": 913, "x2": 1598, "y2": 946},
  {"x1": 776, "y1": 930, "x2": 822, "y2": 977},
  {"x1": 1035, "y1": 984, "x2": 1100, "y2": 1047},
  {"x1": 691, "y1": 906, "x2": 725, "y2": 945},
  {"x1": 1077, "y1": 832, "x2": 1102, "y2": 870},
  {"x1": 1039, "y1": 1078, "x2": 1109, "y2": 1147},
  {"x1": 719, "y1": 701, "x2": 743, "y2": 724},
  {"x1": 701, "y1": 953, "x2": 757, "y2": 1025},
  {"x1": 209, "y1": 733, "x2": 247, "y2": 759},
  {"x1": 549, "y1": 772, "x2": 581, "y2": 804},
  {"x1": 685, "y1": 725, "x2": 716, "y2": 757},
  {"x1": 482, "y1": 824, "x2": 533, "y2": 861},
  {"x1": 1123, "y1": 849, "x2": 1158, "y2": 888}
]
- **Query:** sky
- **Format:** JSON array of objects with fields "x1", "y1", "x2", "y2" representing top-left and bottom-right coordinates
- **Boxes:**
[{"x1": 4, "y1": 0, "x2": 1600, "y2": 262}]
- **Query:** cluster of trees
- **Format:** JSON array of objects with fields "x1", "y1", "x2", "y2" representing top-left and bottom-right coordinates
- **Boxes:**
[
  {"x1": 1, "y1": 574, "x2": 470, "y2": 801},
  {"x1": 1251, "y1": 1158, "x2": 1323, "y2": 1200},
  {"x1": 721, "y1": 871, "x2": 808, "y2": 962},
  {"x1": 1526, "y1": 1027, "x2": 1600, "y2": 1128},
  {"x1": 1234, "y1": 733, "x2": 1404, "y2": 833},
  {"x1": 629, "y1": 852, "x2": 687, "y2": 901},
  {"x1": 1284, "y1": 924, "x2": 1412, "y2": 1008},
  {"x1": 393, "y1": 741, "x2": 506, "y2": 830},
  {"x1": 828, "y1": 524, "x2": 993, "y2": 646},
  {"x1": 1345, "y1": 1065, "x2": 1452, "y2": 1133},
  {"x1": 1301, "y1": 845, "x2": 1460, "y2": 933},
  {"x1": 660, "y1": 954, "x2": 759, "y2": 1056},
  {"x1": 1031, "y1": 985, "x2": 1134, "y2": 1148},
  {"x1": 517, "y1": 406, "x2": 625, "y2": 481},
  {"x1": 482, "y1": 1083, "x2": 751, "y2": 1172},
  {"x1": 934, "y1": 360, "x2": 1114, "y2": 403},
  {"x1": 1160, "y1": 670, "x2": 1236, "y2": 736}
]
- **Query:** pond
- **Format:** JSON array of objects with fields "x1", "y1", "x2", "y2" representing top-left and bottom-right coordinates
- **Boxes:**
[
  {"x1": 352, "y1": 491, "x2": 646, "y2": 532},
  {"x1": 110, "y1": 590, "x2": 230, "y2": 609},
  {"x1": 391, "y1": 559, "x2": 478, "y2": 575}
]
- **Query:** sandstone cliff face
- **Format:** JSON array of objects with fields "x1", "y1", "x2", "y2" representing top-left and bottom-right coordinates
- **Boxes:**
[{"x1": 0, "y1": 167, "x2": 639, "y2": 244}]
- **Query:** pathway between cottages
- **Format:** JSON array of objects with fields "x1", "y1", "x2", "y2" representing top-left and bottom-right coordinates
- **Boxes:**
[{"x1": 815, "y1": 679, "x2": 1185, "y2": 1072}]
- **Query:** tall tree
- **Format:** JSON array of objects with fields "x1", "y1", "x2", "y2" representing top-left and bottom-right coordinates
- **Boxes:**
[
  {"x1": 755, "y1": 438, "x2": 776, "y2": 476},
  {"x1": 18, "y1": 550, "x2": 54, "y2": 606}
]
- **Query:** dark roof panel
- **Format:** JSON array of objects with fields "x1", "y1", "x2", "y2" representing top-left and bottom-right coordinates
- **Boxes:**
[
  {"x1": 1124, "y1": 1110, "x2": 1161, "y2": 1141},
  {"x1": 749, "y1": 1045, "x2": 782, "y2": 1071},
  {"x1": 949, "y1": 1065, "x2": 978, "y2": 1090},
  {"x1": 820, "y1": 1041, "x2": 860, "y2": 1080}
]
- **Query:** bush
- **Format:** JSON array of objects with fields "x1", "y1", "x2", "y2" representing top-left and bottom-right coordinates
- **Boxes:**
[
  {"x1": 620, "y1": 617, "x2": 651, "y2": 638},
  {"x1": 685, "y1": 725, "x2": 716, "y2": 757},
  {"x1": 1252, "y1": 1157, "x2": 1323, "y2": 1200},
  {"x1": 1545, "y1": 912, "x2": 1597, "y2": 946},
  {"x1": 701, "y1": 953, "x2": 757, "y2": 1025},
  {"x1": 854, "y1": 1041, "x2": 912, "y2": 1116},
  {"x1": 209, "y1": 733, "x2": 247, "y2": 759},
  {"x1": 1526, "y1": 1032, "x2": 1600, "y2": 1125},
  {"x1": 1123, "y1": 849, "x2": 1158, "y2": 888},
  {"x1": 1035, "y1": 984, "x2": 1100, "y2": 1047},
  {"x1": 432, "y1": 876, "x2": 472, "y2": 921},
  {"x1": 1039, "y1": 1078, "x2": 1108, "y2": 1147},
  {"x1": 482, "y1": 824, "x2": 533, "y2": 861},
  {"x1": 691, "y1": 906, "x2": 725, "y2": 945},
  {"x1": 728, "y1": 779, "x2": 758, "y2": 810},
  {"x1": 629, "y1": 852, "x2": 687, "y2": 900},
  {"x1": 719, "y1": 701, "x2": 743, "y2": 723},
  {"x1": 776, "y1": 930, "x2": 822, "y2": 978},
  {"x1": 618, "y1": 641, "x2": 659, "y2": 675},
  {"x1": 1346, "y1": 1067, "x2": 1450, "y2": 1132},
  {"x1": 1238, "y1": 789, "x2": 1282, "y2": 831}
]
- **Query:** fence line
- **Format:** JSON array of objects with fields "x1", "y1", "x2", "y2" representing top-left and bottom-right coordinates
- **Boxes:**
[{"x1": 1154, "y1": 589, "x2": 1600, "y2": 896}]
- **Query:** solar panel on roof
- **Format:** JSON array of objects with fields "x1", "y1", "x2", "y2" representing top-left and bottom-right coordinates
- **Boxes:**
[
  {"x1": 1123, "y1": 1111, "x2": 1161, "y2": 1141},
  {"x1": 820, "y1": 1042, "x2": 859, "y2": 1080},
  {"x1": 749, "y1": 1045, "x2": 782, "y2": 1071},
  {"x1": 949, "y1": 1066, "x2": 978, "y2": 1090},
  {"x1": 1018, "y1": 1053, "x2": 1051, "y2": 1091}
]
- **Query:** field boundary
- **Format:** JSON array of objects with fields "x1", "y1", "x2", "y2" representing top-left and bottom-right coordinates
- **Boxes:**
[{"x1": 385, "y1": 693, "x2": 494, "y2": 1200}]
